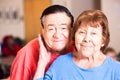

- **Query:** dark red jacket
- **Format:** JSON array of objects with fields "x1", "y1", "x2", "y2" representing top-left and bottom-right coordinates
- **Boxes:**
[
  {"x1": 2, "y1": 43, "x2": 21, "y2": 56},
  {"x1": 10, "y1": 38, "x2": 73, "y2": 80}
]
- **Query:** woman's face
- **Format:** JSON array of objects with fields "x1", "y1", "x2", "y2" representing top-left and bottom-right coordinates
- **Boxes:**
[{"x1": 75, "y1": 25, "x2": 104, "y2": 57}]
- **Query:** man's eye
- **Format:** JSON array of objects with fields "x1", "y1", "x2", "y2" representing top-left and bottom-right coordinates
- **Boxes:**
[
  {"x1": 60, "y1": 24, "x2": 68, "y2": 30},
  {"x1": 61, "y1": 27, "x2": 67, "y2": 30},
  {"x1": 47, "y1": 26, "x2": 55, "y2": 31},
  {"x1": 48, "y1": 28, "x2": 54, "y2": 31}
]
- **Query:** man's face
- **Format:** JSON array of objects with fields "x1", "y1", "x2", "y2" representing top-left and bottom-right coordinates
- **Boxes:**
[{"x1": 42, "y1": 12, "x2": 71, "y2": 52}]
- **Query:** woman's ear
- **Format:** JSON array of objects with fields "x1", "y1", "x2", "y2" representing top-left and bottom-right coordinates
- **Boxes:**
[
  {"x1": 101, "y1": 44, "x2": 104, "y2": 47},
  {"x1": 101, "y1": 37, "x2": 105, "y2": 47}
]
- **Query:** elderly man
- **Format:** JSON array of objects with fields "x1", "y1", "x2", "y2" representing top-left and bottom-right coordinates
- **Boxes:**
[{"x1": 10, "y1": 5, "x2": 74, "y2": 80}]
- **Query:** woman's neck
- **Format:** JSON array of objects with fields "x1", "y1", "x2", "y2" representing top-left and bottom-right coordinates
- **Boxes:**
[{"x1": 72, "y1": 51, "x2": 106, "y2": 69}]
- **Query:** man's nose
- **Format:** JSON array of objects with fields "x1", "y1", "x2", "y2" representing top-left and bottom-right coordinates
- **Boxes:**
[{"x1": 53, "y1": 28, "x2": 61, "y2": 38}]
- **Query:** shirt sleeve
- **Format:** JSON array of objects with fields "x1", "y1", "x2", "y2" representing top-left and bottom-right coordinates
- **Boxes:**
[
  {"x1": 115, "y1": 62, "x2": 120, "y2": 80},
  {"x1": 10, "y1": 38, "x2": 39, "y2": 80},
  {"x1": 35, "y1": 78, "x2": 44, "y2": 80},
  {"x1": 35, "y1": 63, "x2": 54, "y2": 80},
  {"x1": 10, "y1": 47, "x2": 29, "y2": 80},
  {"x1": 117, "y1": 65, "x2": 120, "y2": 80}
]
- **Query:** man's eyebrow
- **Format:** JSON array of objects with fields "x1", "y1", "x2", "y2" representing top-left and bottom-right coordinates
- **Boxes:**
[{"x1": 47, "y1": 24, "x2": 54, "y2": 26}]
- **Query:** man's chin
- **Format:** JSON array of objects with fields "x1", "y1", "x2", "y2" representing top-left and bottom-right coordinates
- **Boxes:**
[
  {"x1": 53, "y1": 46, "x2": 65, "y2": 50},
  {"x1": 53, "y1": 48, "x2": 64, "y2": 52},
  {"x1": 53, "y1": 47, "x2": 67, "y2": 54}
]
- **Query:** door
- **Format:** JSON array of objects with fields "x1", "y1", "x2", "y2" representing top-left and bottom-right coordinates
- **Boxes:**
[{"x1": 24, "y1": 0, "x2": 51, "y2": 42}]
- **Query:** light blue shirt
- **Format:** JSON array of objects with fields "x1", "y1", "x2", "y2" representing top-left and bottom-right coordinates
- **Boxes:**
[{"x1": 37, "y1": 52, "x2": 120, "y2": 80}]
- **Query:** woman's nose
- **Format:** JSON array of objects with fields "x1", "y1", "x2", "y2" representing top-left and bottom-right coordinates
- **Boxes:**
[{"x1": 84, "y1": 33, "x2": 91, "y2": 42}]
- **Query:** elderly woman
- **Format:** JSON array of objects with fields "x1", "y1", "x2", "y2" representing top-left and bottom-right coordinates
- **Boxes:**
[{"x1": 34, "y1": 10, "x2": 120, "y2": 80}]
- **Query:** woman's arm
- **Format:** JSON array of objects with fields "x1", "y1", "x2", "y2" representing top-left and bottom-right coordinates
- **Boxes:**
[{"x1": 33, "y1": 35, "x2": 50, "y2": 79}]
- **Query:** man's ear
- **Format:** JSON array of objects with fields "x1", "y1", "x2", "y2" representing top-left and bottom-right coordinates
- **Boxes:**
[{"x1": 41, "y1": 28, "x2": 44, "y2": 34}]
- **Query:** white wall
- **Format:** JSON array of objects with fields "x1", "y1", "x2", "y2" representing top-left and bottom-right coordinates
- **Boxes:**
[
  {"x1": 101, "y1": 0, "x2": 120, "y2": 52},
  {"x1": 0, "y1": 0, "x2": 24, "y2": 42}
]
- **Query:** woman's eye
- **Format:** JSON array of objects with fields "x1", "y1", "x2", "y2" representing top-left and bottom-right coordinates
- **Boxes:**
[
  {"x1": 91, "y1": 32, "x2": 97, "y2": 35},
  {"x1": 79, "y1": 31, "x2": 85, "y2": 34},
  {"x1": 49, "y1": 28, "x2": 53, "y2": 30}
]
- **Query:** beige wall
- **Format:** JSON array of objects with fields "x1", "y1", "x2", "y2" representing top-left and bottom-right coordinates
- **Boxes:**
[
  {"x1": 52, "y1": 0, "x2": 100, "y2": 19},
  {"x1": 101, "y1": 0, "x2": 120, "y2": 52},
  {"x1": 1, "y1": 0, "x2": 119, "y2": 53},
  {"x1": 0, "y1": 0, "x2": 99, "y2": 42},
  {"x1": 70, "y1": 0, "x2": 100, "y2": 19},
  {"x1": 0, "y1": 0, "x2": 24, "y2": 42}
]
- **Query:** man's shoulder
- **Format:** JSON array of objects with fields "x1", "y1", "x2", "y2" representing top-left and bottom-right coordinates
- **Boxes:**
[
  {"x1": 20, "y1": 38, "x2": 39, "y2": 51},
  {"x1": 16, "y1": 38, "x2": 39, "y2": 59},
  {"x1": 27, "y1": 38, "x2": 39, "y2": 46}
]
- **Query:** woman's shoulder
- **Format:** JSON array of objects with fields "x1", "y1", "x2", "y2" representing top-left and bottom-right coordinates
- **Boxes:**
[
  {"x1": 107, "y1": 56, "x2": 120, "y2": 69},
  {"x1": 58, "y1": 52, "x2": 72, "y2": 59},
  {"x1": 53, "y1": 52, "x2": 72, "y2": 64}
]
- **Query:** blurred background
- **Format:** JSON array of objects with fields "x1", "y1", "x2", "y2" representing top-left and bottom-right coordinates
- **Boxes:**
[{"x1": 0, "y1": 0, "x2": 120, "y2": 79}]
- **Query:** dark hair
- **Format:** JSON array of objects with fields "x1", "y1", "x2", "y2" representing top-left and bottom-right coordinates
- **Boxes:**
[
  {"x1": 3, "y1": 35, "x2": 14, "y2": 45},
  {"x1": 40, "y1": 5, "x2": 74, "y2": 28},
  {"x1": 104, "y1": 47, "x2": 116, "y2": 54},
  {"x1": 72, "y1": 10, "x2": 110, "y2": 52}
]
